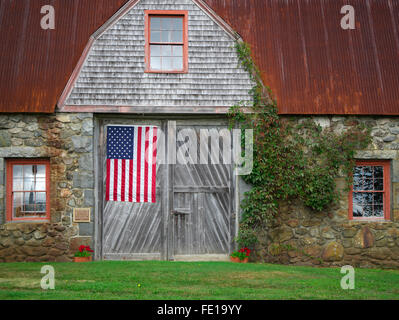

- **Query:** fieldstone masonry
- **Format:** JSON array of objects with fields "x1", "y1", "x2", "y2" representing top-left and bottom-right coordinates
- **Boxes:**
[
  {"x1": 253, "y1": 116, "x2": 399, "y2": 269},
  {"x1": 0, "y1": 113, "x2": 95, "y2": 262},
  {"x1": 0, "y1": 113, "x2": 399, "y2": 267}
]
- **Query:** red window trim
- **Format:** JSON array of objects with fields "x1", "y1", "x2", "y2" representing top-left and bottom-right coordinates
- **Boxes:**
[
  {"x1": 348, "y1": 160, "x2": 390, "y2": 221},
  {"x1": 144, "y1": 10, "x2": 188, "y2": 73},
  {"x1": 6, "y1": 159, "x2": 51, "y2": 222}
]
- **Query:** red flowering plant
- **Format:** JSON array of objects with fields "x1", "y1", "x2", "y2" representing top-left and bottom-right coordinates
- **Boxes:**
[
  {"x1": 74, "y1": 245, "x2": 94, "y2": 257},
  {"x1": 230, "y1": 247, "x2": 251, "y2": 260}
]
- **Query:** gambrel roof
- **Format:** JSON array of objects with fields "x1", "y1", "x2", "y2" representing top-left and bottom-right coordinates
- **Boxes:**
[{"x1": 0, "y1": 0, "x2": 398, "y2": 114}]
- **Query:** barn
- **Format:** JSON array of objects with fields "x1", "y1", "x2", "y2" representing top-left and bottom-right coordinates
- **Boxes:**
[{"x1": 0, "y1": 0, "x2": 399, "y2": 267}]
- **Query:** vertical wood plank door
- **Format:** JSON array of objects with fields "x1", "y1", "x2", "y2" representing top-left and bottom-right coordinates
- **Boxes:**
[
  {"x1": 100, "y1": 119, "x2": 165, "y2": 261},
  {"x1": 99, "y1": 119, "x2": 235, "y2": 261},
  {"x1": 171, "y1": 121, "x2": 233, "y2": 261}
]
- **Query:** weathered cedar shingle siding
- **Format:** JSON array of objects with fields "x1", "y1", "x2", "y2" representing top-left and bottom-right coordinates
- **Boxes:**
[{"x1": 65, "y1": 0, "x2": 254, "y2": 108}]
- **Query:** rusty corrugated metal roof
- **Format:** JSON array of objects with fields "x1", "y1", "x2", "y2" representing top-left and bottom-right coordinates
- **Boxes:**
[
  {"x1": 0, "y1": 0, "x2": 398, "y2": 114},
  {"x1": 203, "y1": 0, "x2": 399, "y2": 114},
  {"x1": 0, "y1": 0, "x2": 128, "y2": 113}
]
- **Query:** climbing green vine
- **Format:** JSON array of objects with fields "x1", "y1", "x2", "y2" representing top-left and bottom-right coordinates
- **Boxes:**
[{"x1": 229, "y1": 41, "x2": 372, "y2": 247}]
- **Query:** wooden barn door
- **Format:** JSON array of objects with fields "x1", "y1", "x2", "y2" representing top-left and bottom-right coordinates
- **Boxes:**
[
  {"x1": 100, "y1": 119, "x2": 165, "y2": 260},
  {"x1": 98, "y1": 118, "x2": 235, "y2": 261},
  {"x1": 170, "y1": 121, "x2": 234, "y2": 260}
]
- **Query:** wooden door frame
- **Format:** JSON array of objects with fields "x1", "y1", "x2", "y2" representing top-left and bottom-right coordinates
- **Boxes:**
[
  {"x1": 165, "y1": 120, "x2": 175, "y2": 260},
  {"x1": 94, "y1": 115, "x2": 238, "y2": 261},
  {"x1": 94, "y1": 116, "x2": 103, "y2": 261}
]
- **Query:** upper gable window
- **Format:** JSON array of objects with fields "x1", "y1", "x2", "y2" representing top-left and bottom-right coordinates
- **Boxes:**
[{"x1": 145, "y1": 10, "x2": 188, "y2": 73}]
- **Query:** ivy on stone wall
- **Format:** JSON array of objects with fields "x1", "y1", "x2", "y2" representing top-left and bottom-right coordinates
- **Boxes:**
[{"x1": 229, "y1": 41, "x2": 372, "y2": 247}]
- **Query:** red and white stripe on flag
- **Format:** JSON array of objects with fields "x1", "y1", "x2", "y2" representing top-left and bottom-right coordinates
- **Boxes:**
[{"x1": 106, "y1": 126, "x2": 157, "y2": 203}]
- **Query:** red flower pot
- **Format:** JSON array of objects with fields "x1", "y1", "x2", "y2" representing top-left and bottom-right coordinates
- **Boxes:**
[
  {"x1": 230, "y1": 256, "x2": 249, "y2": 263},
  {"x1": 74, "y1": 256, "x2": 92, "y2": 262}
]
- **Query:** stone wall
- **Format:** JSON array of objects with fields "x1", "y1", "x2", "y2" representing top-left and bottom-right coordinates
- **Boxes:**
[
  {"x1": 1, "y1": 113, "x2": 399, "y2": 266},
  {"x1": 0, "y1": 113, "x2": 94, "y2": 262},
  {"x1": 252, "y1": 116, "x2": 399, "y2": 269}
]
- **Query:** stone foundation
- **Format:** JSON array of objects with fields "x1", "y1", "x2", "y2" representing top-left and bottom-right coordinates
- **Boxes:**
[
  {"x1": 0, "y1": 113, "x2": 95, "y2": 262},
  {"x1": 253, "y1": 200, "x2": 399, "y2": 268},
  {"x1": 0, "y1": 222, "x2": 79, "y2": 262},
  {"x1": 1, "y1": 113, "x2": 399, "y2": 266},
  {"x1": 251, "y1": 116, "x2": 399, "y2": 269}
]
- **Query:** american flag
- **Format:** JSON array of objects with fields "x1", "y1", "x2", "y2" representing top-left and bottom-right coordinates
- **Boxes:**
[{"x1": 106, "y1": 125, "x2": 158, "y2": 203}]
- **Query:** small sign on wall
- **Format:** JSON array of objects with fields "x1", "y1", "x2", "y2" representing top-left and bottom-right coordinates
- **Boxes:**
[{"x1": 73, "y1": 208, "x2": 91, "y2": 223}]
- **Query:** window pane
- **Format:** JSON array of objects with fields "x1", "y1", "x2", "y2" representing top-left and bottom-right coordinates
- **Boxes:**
[
  {"x1": 24, "y1": 177, "x2": 34, "y2": 191},
  {"x1": 151, "y1": 17, "x2": 161, "y2": 30},
  {"x1": 161, "y1": 31, "x2": 170, "y2": 42},
  {"x1": 36, "y1": 192, "x2": 46, "y2": 212},
  {"x1": 161, "y1": 18, "x2": 174, "y2": 30},
  {"x1": 373, "y1": 193, "x2": 383, "y2": 205},
  {"x1": 374, "y1": 205, "x2": 384, "y2": 217},
  {"x1": 13, "y1": 192, "x2": 24, "y2": 217},
  {"x1": 172, "y1": 18, "x2": 183, "y2": 30},
  {"x1": 172, "y1": 45, "x2": 183, "y2": 57},
  {"x1": 13, "y1": 178, "x2": 23, "y2": 191},
  {"x1": 149, "y1": 16, "x2": 185, "y2": 71},
  {"x1": 13, "y1": 164, "x2": 46, "y2": 191},
  {"x1": 363, "y1": 179, "x2": 373, "y2": 191},
  {"x1": 352, "y1": 164, "x2": 387, "y2": 219},
  {"x1": 353, "y1": 192, "x2": 364, "y2": 205},
  {"x1": 353, "y1": 177, "x2": 362, "y2": 191},
  {"x1": 353, "y1": 203, "x2": 363, "y2": 217},
  {"x1": 374, "y1": 166, "x2": 383, "y2": 179},
  {"x1": 36, "y1": 178, "x2": 46, "y2": 191},
  {"x1": 24, "y1": 192, "x2": 35, "y2": 212},
  {"x1": 9, "y1": 161, "x2": 48, "y2": 219},
  {"x1": 363, "y1": 205, "x2": 372, "y2": 217},
  {"x1": 354, "y1": 165, "x2": 385, "y2": 191},
  {"x1": 23, "y1": 164, "x2": 35, "y2": 191},
  {"x1": 13, "y1": 191, "x2": 46, "y2": 217},
  {"x1": 173, "y1": 57, "x2": 183, "y2": 69},
  {"x1": 150, "y1": 56, "x2": 161, "y2": 70},
  {"x1": 13, "y1": 165, "x2": 23, "y2": 178},
  {"x1": 352, "y1": 192, "x2": 376, "y2": 217},
  {"x1": 163, "y1": 57, "x2": 173, "y2": 70},
  {"x1": 364, "y1": 192, "x2": 373, "y2": 204},
  {"x1": 24, "y1": 165, "x2": 34, "y2": 178},
  {"x1": 353, "y1": 166, "x2": 362, "y2": 190},
  {"x1": 374, "y1": 178, "x2": 383, "y2": 191},
  {"x1": 171, "y1": 31, "x2": 182, "y2": 42},
  {"x1": 36, "y1": 165, "x2": 46, "y2": 190},
  {"x1": 150, "y1": 45, "x2": 161, "y2": 57},
  {"x1": 162, "y1": 45, "x2": 172, "y2": 56},
  {"x1": 36, "y1": 165, "x2": 45, "y2": 178},
  {"x1": 151, "y1": 30, "x2": 161, "y2": 42},
  {"x1": 354, "y1": 166, "x2": 362, "y2": 176},
  {"x1": 363, "y1": 166, "x2": 372, "y2": 178}
]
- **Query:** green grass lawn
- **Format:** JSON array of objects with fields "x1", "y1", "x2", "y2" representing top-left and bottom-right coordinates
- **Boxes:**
[{"x1": 0, "y1": 261, "x2": 398, "y2": 300}]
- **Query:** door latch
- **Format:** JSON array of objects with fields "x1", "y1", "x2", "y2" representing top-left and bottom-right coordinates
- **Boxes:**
[{"x1": 171, "y1": 208, "x2": 190, "y2": 216}]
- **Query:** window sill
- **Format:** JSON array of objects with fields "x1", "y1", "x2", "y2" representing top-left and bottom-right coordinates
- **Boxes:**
[
  {"x1": 145, "y1": 69, "x2": 188, "y2": 74},
  {"x1": 348, "y1": 218, "x2": 392, "y2": 223},
  {"x1": 4, "y1": 220, "x2": 50, "y2": 224}
]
